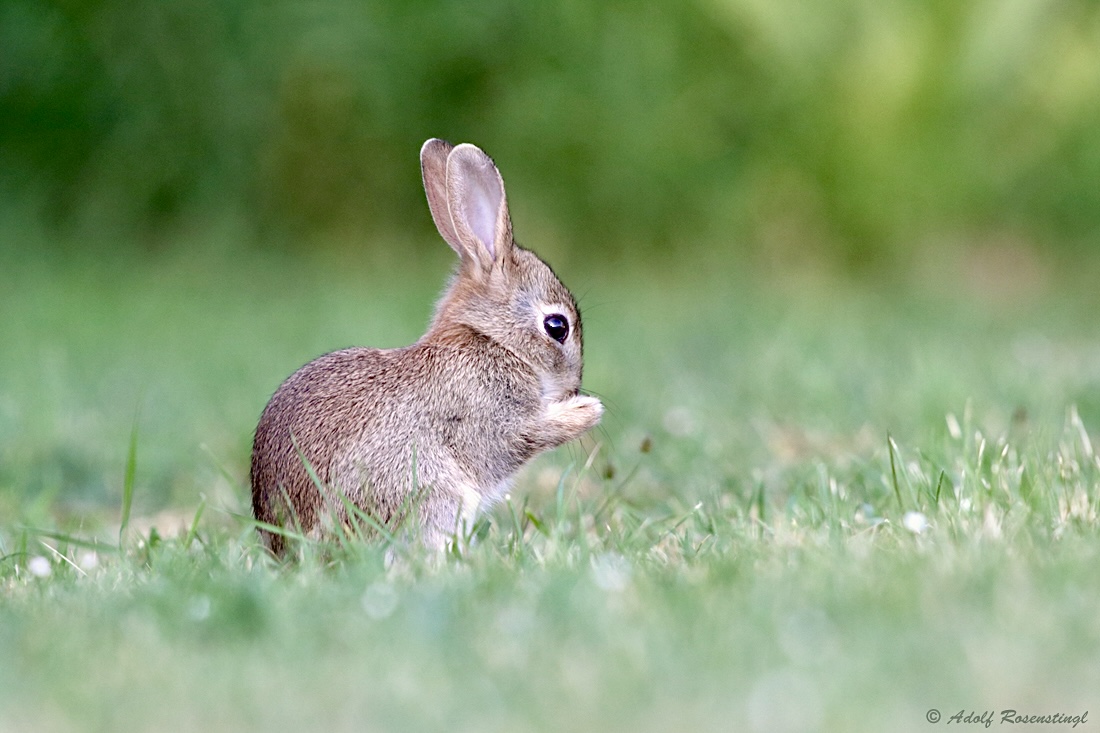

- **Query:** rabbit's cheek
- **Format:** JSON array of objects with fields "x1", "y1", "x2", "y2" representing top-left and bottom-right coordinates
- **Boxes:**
[{"x1": 538, "y1": 372, "x2": 573, "y2": 404}]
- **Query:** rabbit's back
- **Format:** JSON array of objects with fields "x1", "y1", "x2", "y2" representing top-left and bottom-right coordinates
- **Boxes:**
[
  {"x1": 250, "y1": 347, "x2": 388, "y2": 550},
  {"x1": 250, "y1": 338, "x2": 543, "y2": 551}
]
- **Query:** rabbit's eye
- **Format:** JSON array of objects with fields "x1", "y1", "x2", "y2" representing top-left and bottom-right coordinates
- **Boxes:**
[{"x1": 543, "y1": 314, "x2": 569, "y2": 343}]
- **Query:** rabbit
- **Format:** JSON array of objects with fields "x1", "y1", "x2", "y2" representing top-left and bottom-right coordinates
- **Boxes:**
[{"x1": 250, "y1": 138, "x2": 603, "y2": 556}]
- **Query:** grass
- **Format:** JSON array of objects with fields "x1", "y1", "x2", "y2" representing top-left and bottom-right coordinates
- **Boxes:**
[{"x1": 1, "y1": 239, "x2": 1099, "y2": 732}]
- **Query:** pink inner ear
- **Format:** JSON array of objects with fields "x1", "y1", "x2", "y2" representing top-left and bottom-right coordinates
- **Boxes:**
[{"x1": 464, "y1": 170, "x2": 502, "y2": 257}]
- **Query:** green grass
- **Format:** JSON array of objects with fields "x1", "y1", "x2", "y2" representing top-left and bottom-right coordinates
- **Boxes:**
[{"x1": 1, "y1": 242, "x2": 1099, "y2": 732}]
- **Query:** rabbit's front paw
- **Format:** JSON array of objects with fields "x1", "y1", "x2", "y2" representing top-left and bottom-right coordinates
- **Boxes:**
[
  {"x1": 545, "y1": 394, "x2": 603, "y2": 436},
  {"x1": 569, "y1": 395, "x2": 604, "y2": 431}
]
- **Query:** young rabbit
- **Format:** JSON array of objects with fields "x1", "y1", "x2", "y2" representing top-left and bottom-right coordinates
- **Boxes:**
[{"x1": 250, "y1": 139, "x2": 603, "y2": 555}]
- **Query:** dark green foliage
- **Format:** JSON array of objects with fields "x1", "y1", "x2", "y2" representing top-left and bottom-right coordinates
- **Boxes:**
[{"x1": 3, "y1": 0, "x2": 1099, "y2": 264}]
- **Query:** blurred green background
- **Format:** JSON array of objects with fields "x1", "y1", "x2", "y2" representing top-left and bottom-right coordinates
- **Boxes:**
[
  {"x1": 3, "y1": 0, "x2": 1100, "y2": 269},
  {"x1": 3, "y1": 0, "x2": 1100, "y2": 522}
]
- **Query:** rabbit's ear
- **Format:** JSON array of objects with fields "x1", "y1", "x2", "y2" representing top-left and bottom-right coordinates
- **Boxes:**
[
  {"x1": 420, "y1": 139, "x2": 464, "y2": 255},
  {"x1": 445, "y1": 143, "x2": 512, "y2": 272}
]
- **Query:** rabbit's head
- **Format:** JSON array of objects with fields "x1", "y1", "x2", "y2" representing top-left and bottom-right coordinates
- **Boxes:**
[{"x1": 420, "y1": 139, "x2": 586, "y2": 402}]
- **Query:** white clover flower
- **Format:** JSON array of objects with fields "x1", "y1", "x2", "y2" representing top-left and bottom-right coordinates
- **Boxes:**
[
  {"x1": 27, "y1": 556, "x2": 52, "y2": 578},
  {"x1": 902, "y1": 511, "x2": 929, "y2": 534},
  {"x1": 78, "y1": 551, "x2": 99, "y2": 571}
]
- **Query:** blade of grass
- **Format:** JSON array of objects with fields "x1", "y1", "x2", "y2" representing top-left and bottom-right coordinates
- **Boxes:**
[
  {"x1": 888, "y1": 433, "x2": 904, "y2": 512},
  {"x1": 338, "y1": 492, "x2": 398, "y2": 546},
  {"x1": 17, "y1": 527, "x2": 121, "y2": 553},
  {"x1": 40, "y1": 540, "x2": 86, "y2": 577},
  {"x1": 753, "y1": 479, "x2": 766, "y2": 524},
  {"x1": 119, "y1": 403, "x2": 142, "y2": 548},
  {"x1": 184, "y1": 496, "x2": 207, "y2": 549},
  {"x1": 246, "y1": 517, "x2": 311, "y2": 548}
]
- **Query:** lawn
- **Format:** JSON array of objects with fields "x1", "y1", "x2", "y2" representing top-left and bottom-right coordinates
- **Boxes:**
[{"x1": 1, "y1": 240, "x2": 1098, "y2": 733}]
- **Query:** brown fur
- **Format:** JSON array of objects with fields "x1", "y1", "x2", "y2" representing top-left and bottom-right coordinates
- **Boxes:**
[{"x1": 250, "y1": 140, "x2": 602, "y2": 555}]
